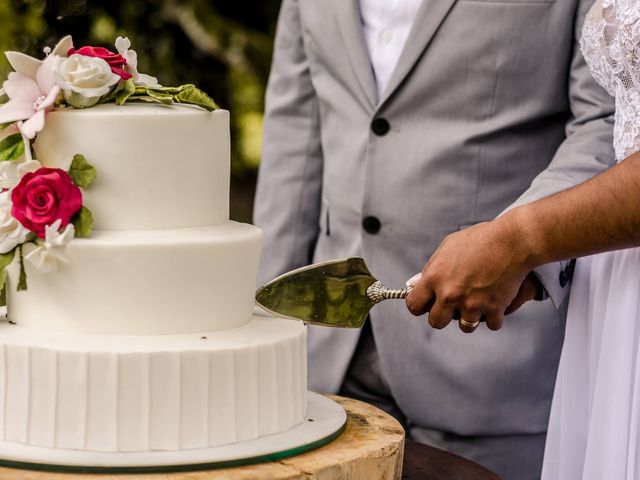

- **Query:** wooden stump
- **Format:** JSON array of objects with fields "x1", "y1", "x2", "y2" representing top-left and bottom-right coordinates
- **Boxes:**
[{"x1": 0, "y1": 395, "x2": 405, "y2": 480}]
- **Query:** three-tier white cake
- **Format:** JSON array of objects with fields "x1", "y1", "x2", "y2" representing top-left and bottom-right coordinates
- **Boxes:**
[{"x1": 0, "y1": 104, "x2": 308, "y2": 454}]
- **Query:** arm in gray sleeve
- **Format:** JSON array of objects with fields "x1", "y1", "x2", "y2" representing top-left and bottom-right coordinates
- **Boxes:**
[
  {"x1": 253, "y1": 0, "x2": 323, "y2": 286},
  {"x1": 506, "y1": 0, "x2": 615, "y2": 307}
]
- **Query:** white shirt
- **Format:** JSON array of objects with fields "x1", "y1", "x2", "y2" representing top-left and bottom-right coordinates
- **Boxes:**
[{"x1": 358, "y1": 0, "x2": 423, "y2": 101}]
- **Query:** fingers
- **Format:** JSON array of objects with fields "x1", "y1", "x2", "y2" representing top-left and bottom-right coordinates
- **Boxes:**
[
  {"x1": 427, "y1": 300, "x2": 456, "y2": 330},
  {"x1": 483, "y1": 312, "x2": 504, "y2": 331},
  {"x1": 406, "y1": 272, "x2": 422, "y2": 287},
  {"x1": 407, "y1": 273, "x2": 486, "y2": 332},
  {"x1": 407, "y1": 276, "x2": 505, "y2": 333},
  {"x1": 458, "y1": 309, "x2": 503, "y2": 333},
  {"x1": 504, "y1": 294, "x2": 527, "y2": 316},
  {"x1": 458, "y1": 311, "x2": 482, "y2": 334},
  {"x1": 406, "y1": 276, "x2": 435, "y2": 317}
]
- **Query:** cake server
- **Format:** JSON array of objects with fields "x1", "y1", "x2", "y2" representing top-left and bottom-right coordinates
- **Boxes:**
[{"x1": 255, "y1": 257, "x2": 411, "y2": 328}]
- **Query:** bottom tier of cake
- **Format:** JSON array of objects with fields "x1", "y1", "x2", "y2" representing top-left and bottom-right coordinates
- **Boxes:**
[{"x1": 0, "y1": 314, "x2": 307, "y2": 453}]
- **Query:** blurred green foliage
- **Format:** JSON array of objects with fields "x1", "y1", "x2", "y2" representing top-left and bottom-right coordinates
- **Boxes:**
[{"x1": 0, "y1": 0, "x2": 281, "y2": 220}]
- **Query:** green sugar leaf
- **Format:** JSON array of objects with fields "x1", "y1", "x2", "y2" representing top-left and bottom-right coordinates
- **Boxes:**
[
  {"x1": 97, "y1": 88, "x2": 119, "y2": 105},
  {"x1": 0, "y1": 248, "x2": 17, "y2": 270},
  {"x1": 72, "y1": 206, "x2": 93, "y2": 238},
  {"x1": 147, "y1": 84, "x2": 194, "y2": 95},
  {"x1": 0, "y1": 123, "x2": 13, "y2": 131},
  {"x1": 146, "y1": 89, "x2": 175, "y2": 105},
  {"x1": 17, "y1": 245, "x2": 27, "y2": 292},
  {"x1": 69, "y1": 154, "x2": 97, "y2": 188},
  {"x1": 174, "y1": 86, "x2": 219, "y2": 111},
  {"x1": 115, "y1": 79, "x2": 136, "y2": 106},
  {"x1": 0, "y1": 134, "x2": 25, "y2": 162},
  {"x1": 0, "y1": 248, "x2": 17, "y2": 304}
]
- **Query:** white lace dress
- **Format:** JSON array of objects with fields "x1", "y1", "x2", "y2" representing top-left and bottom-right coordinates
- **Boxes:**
[{"x1": 541, "y1": 1, "x2": 640, "y2": 478}]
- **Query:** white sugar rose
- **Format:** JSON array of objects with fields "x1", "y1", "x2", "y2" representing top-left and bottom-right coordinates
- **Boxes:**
[
  {"x1": 0, "y1": 159, "x2": 41, "y2": 190},
  {"x1": 0, "y1": 191, "x2": 30, "y2": 254},
  {"x1": 54, "y1": 54, "x2": 120, "y2": 108}
]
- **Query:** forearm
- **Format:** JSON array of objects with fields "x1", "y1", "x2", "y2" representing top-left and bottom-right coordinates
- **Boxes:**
[{"x1": 505, "y1": 151, "x2": 640, "y2": 268}]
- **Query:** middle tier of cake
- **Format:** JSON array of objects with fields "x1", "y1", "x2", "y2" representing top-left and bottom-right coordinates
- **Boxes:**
[{"x1": 7, "y1": 221, "x2": 262, "y2": 335}]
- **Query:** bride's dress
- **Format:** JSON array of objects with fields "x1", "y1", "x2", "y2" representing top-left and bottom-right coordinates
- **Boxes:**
[{"x1": 541, "y1": 1, "x2": 640, "y2": 478}]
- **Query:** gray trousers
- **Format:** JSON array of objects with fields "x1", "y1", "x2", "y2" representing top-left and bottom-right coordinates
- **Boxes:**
[{"x1": 339, "y1": 322, "x2": 546, "y2": 480}]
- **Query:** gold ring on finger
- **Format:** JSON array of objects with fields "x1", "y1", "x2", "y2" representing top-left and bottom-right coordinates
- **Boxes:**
[{"x1": 460, "y1": 318, "x2": 480, "y2": 329}]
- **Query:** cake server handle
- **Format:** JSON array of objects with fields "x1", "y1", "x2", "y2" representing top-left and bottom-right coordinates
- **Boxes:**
[
  {"x1": 365, "y1": 281, "x2": 413, "y2": 304},
  {"x1": 365, "y1": 281, "x2": 480, "y2": 323}
]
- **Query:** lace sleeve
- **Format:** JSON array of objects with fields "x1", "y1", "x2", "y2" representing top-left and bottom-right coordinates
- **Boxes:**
[{"x1": 581, "y1": 0, "x2": 640, "y2": 160}]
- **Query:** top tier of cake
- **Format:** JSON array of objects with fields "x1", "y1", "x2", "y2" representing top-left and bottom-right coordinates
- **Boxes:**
[{"x1": 34, "y1": 104, "x2": 230, "y2": 231}]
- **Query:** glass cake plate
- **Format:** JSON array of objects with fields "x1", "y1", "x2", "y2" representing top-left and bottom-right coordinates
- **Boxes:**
[{"x1": 0, "y1": 392, "x2": 345, "y2": 474}]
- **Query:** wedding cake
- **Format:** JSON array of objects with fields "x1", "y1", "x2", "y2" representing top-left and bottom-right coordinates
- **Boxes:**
[{"x1": 0, "y1": 36, "x2": 307, "y2": 455}]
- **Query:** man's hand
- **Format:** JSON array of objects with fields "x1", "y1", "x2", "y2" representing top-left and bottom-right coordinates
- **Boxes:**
[{"x1": 406, "y1": 217, "x2": 537, "y2": 332}]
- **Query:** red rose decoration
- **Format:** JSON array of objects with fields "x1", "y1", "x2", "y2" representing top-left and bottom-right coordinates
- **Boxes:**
[
  {"x1": 67, "y1": 46, "x2": 133, "y2": 80},
  {"x1": 11, "y1": 168, "x2": 83, "y2": 239}
]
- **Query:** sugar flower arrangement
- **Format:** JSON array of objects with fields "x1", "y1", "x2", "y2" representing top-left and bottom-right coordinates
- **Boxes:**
[{"x1": 0, "y1": 35, "x2": 218, "y2": 302}]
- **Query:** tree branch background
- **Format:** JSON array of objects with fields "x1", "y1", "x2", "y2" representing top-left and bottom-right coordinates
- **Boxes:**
[{"x1": 0, "y1": 0, "x2": 281, "y2": 222}]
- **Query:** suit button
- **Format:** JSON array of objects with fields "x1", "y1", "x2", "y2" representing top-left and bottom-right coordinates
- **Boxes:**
[
  {"x1": 371, "y1": 118, "x2": 390, "y2": 136},
  {"x1": 362, "y1": 216, "x2": 381, "y2": 234}
]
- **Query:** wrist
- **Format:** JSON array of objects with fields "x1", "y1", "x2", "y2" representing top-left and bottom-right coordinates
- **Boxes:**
[{"x1": 496, "y1": 206, "x2": 546, "y2": 270}]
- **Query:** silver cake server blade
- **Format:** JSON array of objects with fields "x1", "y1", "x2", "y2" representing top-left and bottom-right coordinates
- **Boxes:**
[{"x1": 255, "y1": 257, "x2": 410, "y2": 328}]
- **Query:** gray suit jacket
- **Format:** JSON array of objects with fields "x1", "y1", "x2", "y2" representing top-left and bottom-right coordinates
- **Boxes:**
[{"x1": 254, "y1": 0, "x2": 615, "y2": 437}]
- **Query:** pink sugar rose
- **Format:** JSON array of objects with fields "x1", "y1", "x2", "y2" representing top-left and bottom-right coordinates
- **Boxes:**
[
  {"x1": 11, "y1": 168, "x2": 82, "y2": 238},
  {"x1": 67, "y1": 45, "x2": 133, "y2": 80}
]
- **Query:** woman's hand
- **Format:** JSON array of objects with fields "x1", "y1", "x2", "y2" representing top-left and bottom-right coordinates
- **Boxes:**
[{"x1": 406, "y1": 214, "x2": 538, "y2": 332}]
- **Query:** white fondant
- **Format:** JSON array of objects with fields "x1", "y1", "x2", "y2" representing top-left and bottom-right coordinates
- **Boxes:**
[
  {"x1": 7, "y1": 103, "x2": 312, "y2": 460},
  {"x1": 149, "y1": 353, "x2": 181, "y2": 451},
  {"x1": 235, "y1": 345, "x2": 259, "y2": 441},
  {"x1": 5, "y1": 345, "x2": 29, "y2": 444},
  {"x1": 0, "y1": 392, "x2": 342, "y2": 469},
  {"x1": 180, "y1": 352, "x2": 209, "y2": 449},
  {"x1": 33, "y1": 104, "x2": 230, "y2": 230},
  {"x1": 208, "y1": 348, "x2": 237, "y2": 446},
  {"x1": 0, "y1": 347, "x2": 5, "y2": 445},
  {"x1": 86, "y1": 353, "x2": 118, "y2": 452},
  {"x1": 55, "y1": 351, "x2": 88, "y2": 450},
  {"x1": 0, "y1": 316, "x2": 307, "y2": 453},
  {"x1": 28, "y1": 348, "x2": 57, "y2": 448},
  {"x1": 257, "y1": 343, "x2": 279, "y2": 435},
  {"x1": 7, "y1": 222, "x2": 262, "y2": 334},
  {"x1": 118, "y1": 354, "x2": 150, "y2": 452}
]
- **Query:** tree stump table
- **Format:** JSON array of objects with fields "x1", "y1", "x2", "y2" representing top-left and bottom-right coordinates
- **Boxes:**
[
  {"x1": 0, "y1": 396, "x2": 403, "y2": 479},
  {"x1": 0, "y1": 395, "x2": 500, "y2": 479}
]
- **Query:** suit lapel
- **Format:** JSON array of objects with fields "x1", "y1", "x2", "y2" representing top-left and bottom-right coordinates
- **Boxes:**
[
  {"x1": 332, "y1": 0, "x2": 377, "y2": 111},
  {"x1": 378, "y1": 0, "x2": 458, "y2": 107}
]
